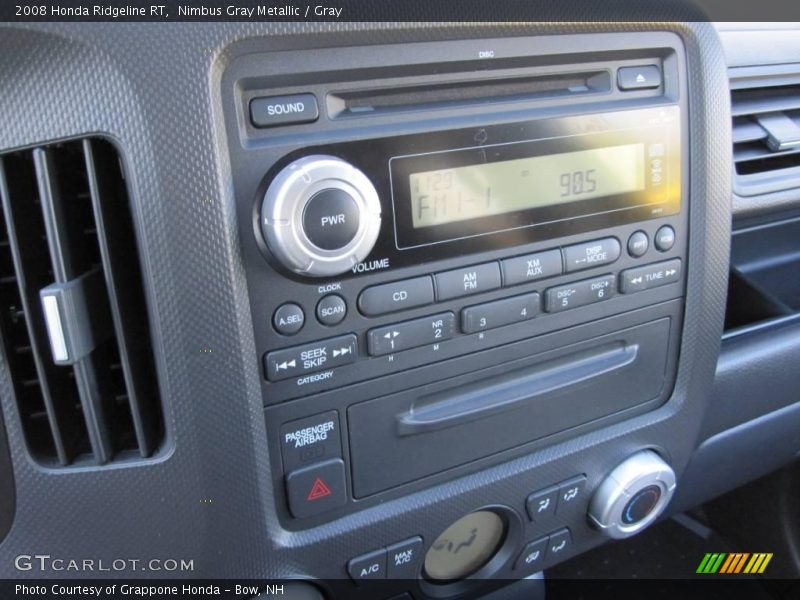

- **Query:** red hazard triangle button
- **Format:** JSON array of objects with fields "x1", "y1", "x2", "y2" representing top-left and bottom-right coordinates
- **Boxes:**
[
  {"x1": 307, "y1": 477, "x2": 332, "y2": 501},
  {"x1": 286, "y1": 458, "x2": 346, "y2": 518}
]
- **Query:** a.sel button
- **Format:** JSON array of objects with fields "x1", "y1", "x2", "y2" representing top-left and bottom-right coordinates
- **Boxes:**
[
  {"x1": 265, "y1": 334, "x2": 357, "y2": 382},
  {"x1": 620, "y1": 259, "x2": 681, "y2": 294},
  {"x1": 545, "y1": 274, "x2": 616, "y2": 313},
  {"x1": 461, "y1": 293, "x2": 540, "y2": 334},
  {"x1": 285, "y1": 458, "x2": 347, "y2": 519},
  {"x1": 501, "y1": 249, "x2": 563, "y2": 286},
  {"x1": 563, "y1": 238, "x2": 621, "y2": 273},
  {"x1": 358, "y1": 276, "x2": 434, "y2": 316},
  {"x1": 280, "y1": 410, "x2": 341, "y2": 472},
  {"x1": 368, "y1": 312, "x2": 455, "y2": 356},
  {"x1": 435, "y1": 262, "x2": 501, "y2": 301}
]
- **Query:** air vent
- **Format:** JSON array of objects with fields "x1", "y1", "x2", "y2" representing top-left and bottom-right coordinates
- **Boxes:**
[
  {"x1": 0, "y1": 138, "x2": 163, "y2": 467},
  {"x1": 730, "y1": 66, "x2": 800, "y2": 195}
]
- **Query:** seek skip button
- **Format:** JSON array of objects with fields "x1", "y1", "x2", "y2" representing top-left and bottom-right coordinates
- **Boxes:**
[{"x1": 265, "y1": 334, "x2": 357, "y2": 382}]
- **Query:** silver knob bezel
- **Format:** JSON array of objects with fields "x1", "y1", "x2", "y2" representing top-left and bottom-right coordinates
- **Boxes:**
[
  {"x1": 588, "y1": 450, "x2": 677, "y2": 540},
  {"x1": 261, "y1": 155, "x2": 382, "y2": 278}
]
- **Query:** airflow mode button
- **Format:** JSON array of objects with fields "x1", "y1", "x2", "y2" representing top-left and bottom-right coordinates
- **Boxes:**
[{"x1": 250, "y1": 93, "x2": 319, "y2": 128}]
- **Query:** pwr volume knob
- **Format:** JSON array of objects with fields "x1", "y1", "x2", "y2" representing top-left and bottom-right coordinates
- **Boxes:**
[
  {"x1": 261, "y1": 155, "x2": 382, "y2": 278},
  {"x1": 588, "y1": 450, "x2": 676, "y2": 539}
]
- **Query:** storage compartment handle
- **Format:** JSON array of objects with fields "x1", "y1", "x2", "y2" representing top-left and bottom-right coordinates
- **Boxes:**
[{"x1": 397, "y1": 342, "x2": 639, "y2": 436}]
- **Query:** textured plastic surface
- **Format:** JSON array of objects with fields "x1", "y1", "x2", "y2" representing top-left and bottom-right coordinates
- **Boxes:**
[{"x1": 0, "y1": 22, "x2": 730, "y2": 590}]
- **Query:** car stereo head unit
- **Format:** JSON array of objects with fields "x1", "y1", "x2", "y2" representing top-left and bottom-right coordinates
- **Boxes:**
[{"x1": 260, "y1": 105, "x2": 680, "y2": 278}]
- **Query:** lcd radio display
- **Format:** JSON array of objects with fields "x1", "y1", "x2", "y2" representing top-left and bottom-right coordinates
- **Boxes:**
[
  {"x1": 409, "y1": 144, "x2": 646, "y2": 229},
  {"x1": 389, "y1": 105, "x2": 681, "y2": 249}
]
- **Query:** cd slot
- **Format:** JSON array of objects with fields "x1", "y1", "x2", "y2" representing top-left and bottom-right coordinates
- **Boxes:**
[{"x1": 328, "y1": 70, "x2": 611, "y2": 118}]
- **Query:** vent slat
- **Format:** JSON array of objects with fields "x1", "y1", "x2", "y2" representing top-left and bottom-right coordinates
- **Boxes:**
[
  {"x1": 731, "y1": 77, "x2": 800, "y2": 186},
  {"x1": 0, "y1": 157, "x2": 85, "y2": 464},
  {"x1": 0, "y1": 137, "x2": 162, "y2": 467},
  {"x1": 83, "y1": 140, "x2": 161, "y2": 458},
  {"x1": 732, "y1": 118, "x2": 767, "y2": 144},
  {"x1": 33, "y1": 147, "x2": 115, "y2": 465}
]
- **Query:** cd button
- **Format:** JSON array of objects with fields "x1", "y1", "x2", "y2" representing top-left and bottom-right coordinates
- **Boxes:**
[
  {"x1": 302, "y1": 188, "x2": 360, "y2": 251},
  {"x1": 563, "y1": 238, "x2": 621, "y2": 273},
  {"x1": 435, "y1": 262, "x2": 501, "y2": 300},
  {"x1": 358, "y1": 276, "x2": 434, "y2": 316}
]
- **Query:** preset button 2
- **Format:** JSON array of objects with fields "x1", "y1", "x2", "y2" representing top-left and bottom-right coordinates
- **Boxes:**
[{"x1": 368, "y1": 312, "x2": 455, "y2": 356}]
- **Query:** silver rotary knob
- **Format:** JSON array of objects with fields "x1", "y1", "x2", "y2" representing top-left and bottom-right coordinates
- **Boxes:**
[
  {"x1": 588, "y1": 450, "x2": 676, "y2": 539},
  {"x1": 261, "y1": 155, "x2": 382, "y2": 278}
]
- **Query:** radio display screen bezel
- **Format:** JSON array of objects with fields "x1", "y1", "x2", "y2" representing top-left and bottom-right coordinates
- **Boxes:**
[{"x1": 389, "y1": 105, "x2": 681, "y2": 250}]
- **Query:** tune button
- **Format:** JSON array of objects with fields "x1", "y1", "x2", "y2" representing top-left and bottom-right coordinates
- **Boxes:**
[
  {"x1": 316, "y1": 294, "x2": 347, "y2": 326},
  {"x1": 302, "y1": 189, "x2": 360, "y2": 251}
]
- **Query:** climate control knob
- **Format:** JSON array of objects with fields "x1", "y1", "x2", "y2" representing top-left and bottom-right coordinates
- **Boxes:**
[
  {"x1": 588, "y1": 450, "x2": 676, "y2": 539},
  {"x1": 261, "y1": 155, "x2": 381, "y2": 278}
]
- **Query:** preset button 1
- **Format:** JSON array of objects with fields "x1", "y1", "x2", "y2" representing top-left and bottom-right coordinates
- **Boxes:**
[
  {"x1": 368, "y1": 312, "x2": 455, "y2": 356},
  {"x1": 265, "y1": 334, "x2": 357, "y2": 382}
]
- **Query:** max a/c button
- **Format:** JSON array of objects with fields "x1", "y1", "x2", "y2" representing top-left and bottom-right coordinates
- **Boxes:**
[{"x1": 285, "y1": 458, "x2": 346, "y2": 519}]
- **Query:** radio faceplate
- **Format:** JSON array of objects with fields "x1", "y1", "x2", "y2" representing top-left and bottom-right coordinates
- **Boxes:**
[{"x1": 223, "y1": 34, "x2": 689, "y2": 527}]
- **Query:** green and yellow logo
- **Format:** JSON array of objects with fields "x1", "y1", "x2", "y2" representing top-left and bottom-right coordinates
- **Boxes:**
[{"x1": 696, "y1": 552, "x2": 773, "y2": 574}]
